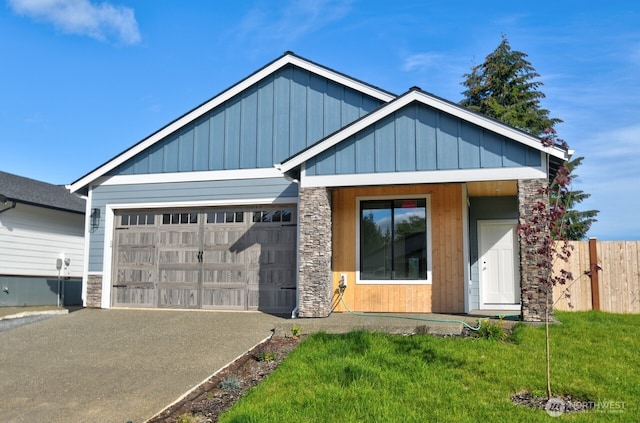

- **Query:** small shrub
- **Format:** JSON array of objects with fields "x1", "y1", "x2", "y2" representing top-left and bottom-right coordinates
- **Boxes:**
[
  {"x1": 476, "y1": 318, "x2": 508, "y2": 341},
  {"x1": 256, "y1": 350, "x2": 278, "y2": 362},
  {"x1": 291, "y1": 324, "x2": 302, "y2": 338},
  {"x1": 176, "y1": 413, "x2": 205, "y2": 423},
  {"x1": 220, "y1": 375, "x2": 241, "y2": 391}
]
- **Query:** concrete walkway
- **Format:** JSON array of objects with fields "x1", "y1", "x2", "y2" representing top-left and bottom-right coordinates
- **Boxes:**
[
  {"x1": 0, "y1": 307, "x2": 515, "y2": 422},
  {"x1": 0, "y1": 305, "x2": 72, "y2": 320}
]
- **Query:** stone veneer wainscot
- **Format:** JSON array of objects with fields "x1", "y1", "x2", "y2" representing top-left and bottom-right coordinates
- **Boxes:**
[
  {"x1": 86, "y1": 275, "x2": 102, "y2": 308},
  {"x1": 518, "y1": 178, "x2": 552, "y2": 322},
  {"x1": 296, "y1": 187, "x2": 333, "y2": 318}
]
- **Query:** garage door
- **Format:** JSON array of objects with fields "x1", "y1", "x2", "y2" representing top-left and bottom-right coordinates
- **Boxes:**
[{"x1": 111, "y1": 206, "x2": 297, "y2": 313}]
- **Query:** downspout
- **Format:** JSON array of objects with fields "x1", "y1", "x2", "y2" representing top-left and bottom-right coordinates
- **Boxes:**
[{"x1": 0, "y1": 195, "x2": 17, "y2": 214}]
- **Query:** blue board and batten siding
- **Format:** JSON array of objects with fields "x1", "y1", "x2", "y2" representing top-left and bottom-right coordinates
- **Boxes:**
[
  {"x1": 87, "y1": 178, "x2": 296, "y2": 272},
  {"x1": 306, "y1": 102, "x2": 542, "y2": 176},
  {"x1": 109, "y1": 65, "x2": 384, "y2": 176},
  {"x1": 90, "y1": 64, "x2": 384, "y2": 274}
]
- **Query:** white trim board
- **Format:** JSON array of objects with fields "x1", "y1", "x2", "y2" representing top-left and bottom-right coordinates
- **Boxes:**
[
  {"x1": 354, "y1": 194, "x2": 433, "y2": 286},
  {"x1": 462, "y1": 184, "x2": 471, "y2": 314},
  {"x1": 101, "y1": 205, "x2": 115, "y2": 308},
  {"x1": 99, "y1": 196, "x2": 298, "y2": 308},
  {"x1": 299, "y1": 166, "x2": 548, "y2": 188},
  {"x1": 477, "y1": 219, "x2": 520, "y2": 311},
  {"x1": 102, "y1": 197, "x2": 298, "y2": 211},
  {"x1": 96, "y1": 168, "x2": 284, "y2": 187},
  {"x1": 81, "y1": 189, "x2": 92, "y2": 307}
]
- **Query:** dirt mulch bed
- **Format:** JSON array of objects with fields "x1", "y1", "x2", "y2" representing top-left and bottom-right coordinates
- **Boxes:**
[{"x1": 147, "y1": 335, "x2": 302, "y2": 422}]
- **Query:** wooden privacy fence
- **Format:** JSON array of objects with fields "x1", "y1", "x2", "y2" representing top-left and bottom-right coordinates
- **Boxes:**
[{"x1": 552, "y1": 238, "x2": 640, "y2": 313}]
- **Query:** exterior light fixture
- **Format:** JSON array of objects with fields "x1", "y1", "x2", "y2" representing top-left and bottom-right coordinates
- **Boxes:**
[{"x1": 90, "y1": 208, "x2": 101, "y2": 231}]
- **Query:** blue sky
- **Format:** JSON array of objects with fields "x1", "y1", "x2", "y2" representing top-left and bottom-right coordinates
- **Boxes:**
[{"x1": 0, "y1": 1, "x2": 638, "y2": 240}]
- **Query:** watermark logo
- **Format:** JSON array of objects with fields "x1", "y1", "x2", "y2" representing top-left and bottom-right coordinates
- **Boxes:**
[
  {"x1": 545, "y1": 398, "x2": 626, "y2": 417},
  {"x1": 545, "y1": 398, "x2": 565, "y2": 417},
  {"x1": 592, "y1": 400, "x2": 626, "y2": 414}
]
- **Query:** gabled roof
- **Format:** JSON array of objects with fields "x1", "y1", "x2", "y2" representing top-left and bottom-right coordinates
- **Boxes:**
[
  {"x1": 69, "y1": 52, "x2": 396, "y2": 194},
  {"x1": 0, "y1": 171, "x2": 85, "y2": 214},
  {"x1": 278, "y1": 87, "x2": 569, "y2": 174}
]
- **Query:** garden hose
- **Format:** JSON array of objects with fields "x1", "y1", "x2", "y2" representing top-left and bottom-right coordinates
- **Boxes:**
[{"x1": 337, "y1": 287, "x2": 484, "y2": 331}]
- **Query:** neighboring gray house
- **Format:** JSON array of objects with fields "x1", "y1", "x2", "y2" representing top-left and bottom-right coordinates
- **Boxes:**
[
  {"x1": 69, "y1": 53, "x2": 567, "y2": 321},
  {"x1": 0, "y1": 171, "x2": 85, "y2": 307}
]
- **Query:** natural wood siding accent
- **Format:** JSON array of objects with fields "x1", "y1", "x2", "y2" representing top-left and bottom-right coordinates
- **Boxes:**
[
  {"x1": 332, "y1": 184, "x2": 464, "y2": 313},
  {"x1": 467, "y1": 180, "x2": 517, "y2": 197}
]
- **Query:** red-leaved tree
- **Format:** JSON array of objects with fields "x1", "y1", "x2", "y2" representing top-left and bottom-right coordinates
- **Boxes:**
[{"x1": 517, "y1": 127, "x2": 573, "y2": 399}]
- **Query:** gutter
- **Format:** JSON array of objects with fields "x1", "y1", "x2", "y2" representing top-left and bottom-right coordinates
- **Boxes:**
[
  {"x1": 0, "y1": 193, "x2": 83, "y2": 215},
  {"x1": 0, "y1": 194, "x2": 17, "y2": 215}
]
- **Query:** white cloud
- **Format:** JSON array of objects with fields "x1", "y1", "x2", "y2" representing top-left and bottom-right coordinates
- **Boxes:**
[
  {"x1": 236, "y1": 0, "x2": 352, "y2": 46},
  {"x1": 401, "y1": 52, "x2": 444, "y2": 72},
  {"x1": 8, "y1": 0, "x2": 141, "y2": 45}
]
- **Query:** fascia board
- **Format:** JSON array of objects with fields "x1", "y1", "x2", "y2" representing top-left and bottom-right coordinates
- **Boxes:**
[
  {"x1": 414, "y1": 91, "x2": 568, "y2": 160},
  {"x1": 286, "y1": 55, "x2": 395, "y2": 102},
  {"x1": 69, "y1": 54, "x2": 395, "y2": 194}
]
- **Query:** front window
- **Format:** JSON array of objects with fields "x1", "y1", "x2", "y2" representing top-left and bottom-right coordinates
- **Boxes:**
[{"x1": 359, "y1": 198, "x2": 430, "y2": 283}]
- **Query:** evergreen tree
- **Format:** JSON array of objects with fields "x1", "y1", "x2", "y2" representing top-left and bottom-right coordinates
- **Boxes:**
[
  {"x1": 554, "y1": 156, "x2": 598, "y2": 239},
  {"x1": 460, "y1": 35, "x2": 561, "y2": 136},
  {"x1": 460, "y1": 36, "x2": 598, "y2": 239}
]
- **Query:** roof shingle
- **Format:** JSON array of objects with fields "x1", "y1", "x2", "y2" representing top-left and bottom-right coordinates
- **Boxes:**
[{"x1": 0, "y1": 171, "x2": 85, "y2": 214}]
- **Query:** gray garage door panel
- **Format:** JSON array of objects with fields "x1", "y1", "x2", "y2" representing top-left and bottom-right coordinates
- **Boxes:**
[{"x1": 112, "y1": 206, "x2": 297, "y2": 312}]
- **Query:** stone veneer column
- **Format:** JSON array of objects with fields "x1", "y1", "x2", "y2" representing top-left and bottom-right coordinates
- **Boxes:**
[
  {"x1": 86, "y1": 275, "x2": 103, "y2": 308},
  {"x1": 518, "y1": 178, "x2": 553, "y2": 322},
  {"x1": 297, "y1": 186, "x2": 333, "y2": 318}
]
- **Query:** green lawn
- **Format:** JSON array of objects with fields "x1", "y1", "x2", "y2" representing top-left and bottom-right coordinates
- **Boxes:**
[{"x1": 219, "y1": 311, "x2": 639, "y2": 422}]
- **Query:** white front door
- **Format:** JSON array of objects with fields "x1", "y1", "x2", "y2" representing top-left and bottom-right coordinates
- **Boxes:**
[{"x1": 478, "y1": 220, "x2": 520, "y2": 309}]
